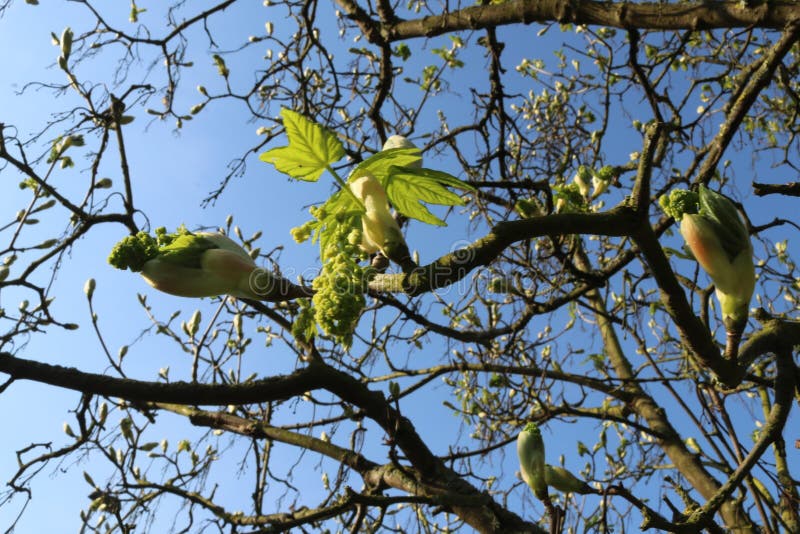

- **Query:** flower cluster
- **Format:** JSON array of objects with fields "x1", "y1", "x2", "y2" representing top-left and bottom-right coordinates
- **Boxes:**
[{"x1": 301, "y1": 215, "x2": 370, "y2": 348}]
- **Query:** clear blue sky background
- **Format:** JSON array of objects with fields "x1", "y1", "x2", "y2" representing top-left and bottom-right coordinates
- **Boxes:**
[{"x1": 0, "y1": 1, "x2": 797, "y2": 532}]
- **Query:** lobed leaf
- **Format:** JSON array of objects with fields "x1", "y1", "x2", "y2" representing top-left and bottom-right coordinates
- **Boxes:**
[
  {"x1": 386, "y1": 167, "x2": 473, "y2": 226},
  {"x1": 259, "y1": 109, "x2": 345, "y2": 181}
]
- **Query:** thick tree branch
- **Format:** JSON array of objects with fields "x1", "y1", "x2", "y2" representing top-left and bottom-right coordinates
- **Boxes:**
[
  {"x1": 378, "y1": 1, "x2": 800, "y2": 42},
  {"x1": 370, "y1": 207, "x2": 639, "y2": 295},
  {"x1": 0, "y1": 352, "x2": 322, "y2": 405},
  {"x1": 0, "y1": 352, "x2": 543, "y2": 533}
]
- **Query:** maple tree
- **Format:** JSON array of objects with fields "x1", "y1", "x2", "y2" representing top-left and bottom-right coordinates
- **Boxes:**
[{"x1": 1, "y1": 1, "x2": 800, "y2": 532}]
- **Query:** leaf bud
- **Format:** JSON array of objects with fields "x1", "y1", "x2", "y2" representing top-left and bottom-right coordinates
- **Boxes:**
[
  {"x1": 84, "y1": 278, "x2": 96, "y2": 299},
  {"x1": 60, "y1": 27, "x2": 73, "y2": 60}
]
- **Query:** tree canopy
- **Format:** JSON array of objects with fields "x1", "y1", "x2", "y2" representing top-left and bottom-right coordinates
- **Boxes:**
[{"x1": 0, "y1": 0, "x2": 799, "y2": 532}]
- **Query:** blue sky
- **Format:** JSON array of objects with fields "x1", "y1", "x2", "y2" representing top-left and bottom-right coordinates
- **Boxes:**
[{"x1": 0, "y1": 1, "x2": 798, "y2": 532}]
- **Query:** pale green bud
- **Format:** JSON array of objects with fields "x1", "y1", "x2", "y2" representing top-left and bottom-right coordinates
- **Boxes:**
[
  {"x1": 60, "y1": 27, "x2": 73, "y2": 60},
  {"x1": 382, "y1": 135, "x2": 422, "y2": 168},
  {"x1": 84, "y1": 278, "x2": 96, "y2": 299},
  {"x1": 517, "y1": 423, "x2": 547, "y2": 500},
  {"x1": 544, "y1": 465, "x2": 592, "y2": 494},
  {"x1": 63, "y1": 422, "x2": 76, "y2": 437},
  {"x1": 573, "y1": 166, "x2": 591, "y2": 198},
  {"x1": 349, "y1": 173, "x2": 408, "y2": 262}
]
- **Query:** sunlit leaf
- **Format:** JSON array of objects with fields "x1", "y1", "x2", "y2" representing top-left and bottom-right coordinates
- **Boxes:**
[
  {"x1": 259, "y1": 108, "x2": 345, "y2": 182},
  {"x1": 350, "y1": 147, "x2": 422, "y2": 183},
  {"x1": 385, "y1": 167, "x2": 474, "y2": 226}
]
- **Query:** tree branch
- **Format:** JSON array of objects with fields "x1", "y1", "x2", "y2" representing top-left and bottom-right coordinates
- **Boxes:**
[
  {"x1": 380, "y1": 1, "x2": 800, "y2": 42},
  {"x1": 370, "y1": 207, "x2": 639, "y2": 295},
  {"x1": 681, "y1": 347, "x2": 795, "y2": 530}
]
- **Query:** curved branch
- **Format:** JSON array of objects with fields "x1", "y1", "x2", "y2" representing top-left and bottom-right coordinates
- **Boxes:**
[{"x1": 370, "y1": 207, "x2": 639, "y2": 295}]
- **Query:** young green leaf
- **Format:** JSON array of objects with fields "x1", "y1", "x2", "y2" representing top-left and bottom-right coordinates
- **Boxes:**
[
  {"x1": 385, "y1": 167, "x2": 473, "y2": 226},
  {"x1": 259, "y1": 108, "x2": 345, "y2": 182},
  {"x1": 350, "y1": 147, "x2": 422, "y2": 183}
]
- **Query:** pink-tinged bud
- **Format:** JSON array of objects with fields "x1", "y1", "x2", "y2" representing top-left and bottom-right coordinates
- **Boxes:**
[
  {"x1": 140, "y1": 234, "x2": 258, "y2": 299},
  {"x1": 678, "y1": 188, "x2": 755, "y2": 331},
  {"x1": 111, "y1": 228, "x2": 311, "y2": 302}
]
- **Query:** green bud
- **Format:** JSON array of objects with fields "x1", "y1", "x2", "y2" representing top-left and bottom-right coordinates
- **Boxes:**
[
  {"x1": 517, "y1": 423, "x2": 547, "y2": 500},
  {"x1": 63, "y1": 422, "x2": 76, "y2": 437},
  {"x1": 60, "y1": 27, "x2": 73, "y2": 60},
  {"x1": 350, "y1": 173, "x2": 409, "y2": 264},
  {"x1": 233, "y1": 313, "x2": 243, "y2": 339},
  {"x1": 120, "y1": 417, "x2": 133, "y2": 442},
  {"x1": 84, "y1": 278, "x2": 96, "y2": 299},
  {"x1": 574, "y1": 166, "x2": 591, "y2": 197},
  {"x1": 544, "y1": 464, "x2": 592, "y2": 494},
  {"x1": 188, "y1": 310, "x2": 202, "y2": 336},
  {"x1": 212, "y1": 54, "x2": 229, "y2": 78},
  {"x1": 0, "y1": 266, "x2": 9, "y2": 283},
  {"x1": 35, "y1": 239, "x2": 58, "y2": 249}
]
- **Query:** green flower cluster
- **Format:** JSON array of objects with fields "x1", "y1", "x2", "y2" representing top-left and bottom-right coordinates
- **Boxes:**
[
  {"x1": 658, "y1": 188, "x2": 699, "y2": 221},
  {"x1": 107, "y1": 226, "x2": 188, "y2": 272},
  {"x1": 294, "y1": 215, "x2": 370, "y2": 348}
]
